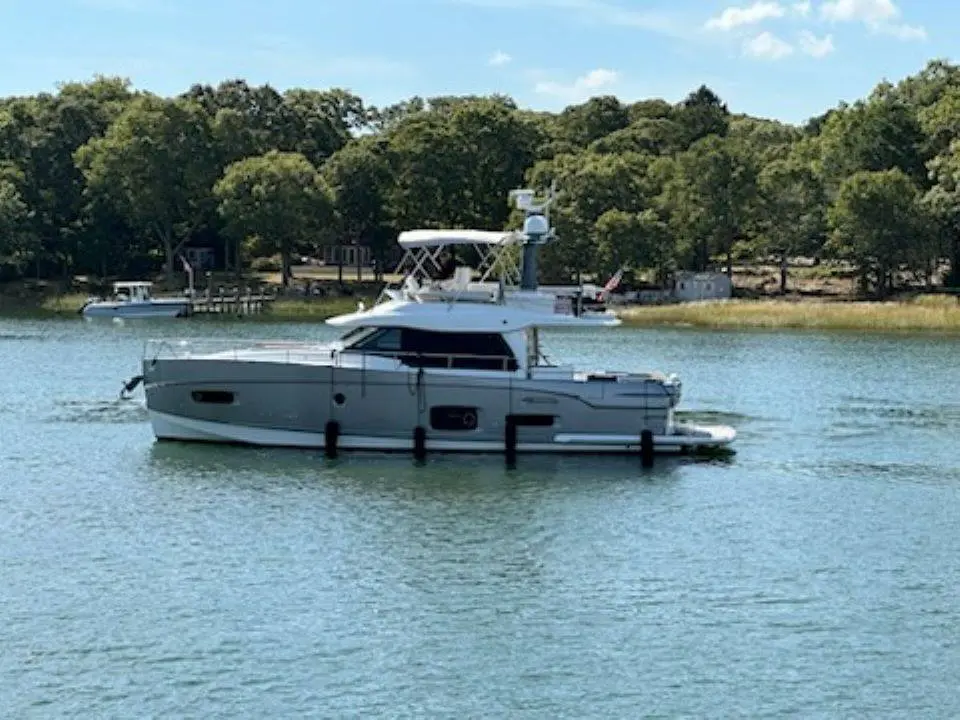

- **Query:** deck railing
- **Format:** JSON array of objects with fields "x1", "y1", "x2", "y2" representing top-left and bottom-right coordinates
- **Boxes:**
[
  {"x1": 338, "y1": 349, "x2": 517, "y2": 372},
  {"x1": 143, "y1": 339, "x2": 335, "y2": 364},
  {"x1": 143, "y1": 339, "x2": 519, "y2": 372}
]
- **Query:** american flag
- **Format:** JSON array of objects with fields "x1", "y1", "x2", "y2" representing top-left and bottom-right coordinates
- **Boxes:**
[{"x1": 602, "y1": 268, "x2": 624, "y2": 294}]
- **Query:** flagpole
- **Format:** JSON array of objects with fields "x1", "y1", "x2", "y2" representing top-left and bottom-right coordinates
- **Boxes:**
[{"x1": 180, "y1": 254, "x2": 194, "y2": 297}]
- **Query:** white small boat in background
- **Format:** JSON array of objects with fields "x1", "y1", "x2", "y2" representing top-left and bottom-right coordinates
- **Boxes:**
[{"x1": 81, "y1": 281, "x2": 191, "y2": 319}]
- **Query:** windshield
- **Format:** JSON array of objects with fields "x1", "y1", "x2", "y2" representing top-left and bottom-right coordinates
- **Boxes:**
[{"x1": 338, "y1": 326, "x2": 379, "y2": 347}]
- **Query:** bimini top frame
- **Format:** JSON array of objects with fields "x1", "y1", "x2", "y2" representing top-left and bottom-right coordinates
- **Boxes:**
[
  {"x1": 395, "y1": 229, "x2": 523, "y2": 287},
  {"x1": 376, "y1": 228, "x2": 527, "y2": 306},
  {"x1": 377, "y1": 186, "x2": 558, "y2": 307}
]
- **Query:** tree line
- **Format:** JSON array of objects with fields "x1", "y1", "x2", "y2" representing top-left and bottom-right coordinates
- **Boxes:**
[{"x1": 2, "y1": 60, "x2": 960, "y2": 298}]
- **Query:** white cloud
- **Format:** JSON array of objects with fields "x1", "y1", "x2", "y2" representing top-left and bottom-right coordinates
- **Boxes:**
[
  {"x1": 792, "y1": 0, "x2": 811, "y2": 16},
  {"x1": 706, "y1": 2, "x2": 786, "y2": 31},
  {"x1": 488, "y1": 50, "x2": 512, "y2": 66},
  {"x1": 534, "y1": 68, "x2": 620, "y2": 102},
  {"x1": 820, "y1": 0, "x2": 925, "y2": 40},
  {"x1": 797, "y1": 30, "x2": 834, "y2": 57},
  {"x1": 820, "y1": 0, "x2": 896, "y2": 23},
  {"x1": 742, "y1": 31, "x2": 794, "y2": 59}
]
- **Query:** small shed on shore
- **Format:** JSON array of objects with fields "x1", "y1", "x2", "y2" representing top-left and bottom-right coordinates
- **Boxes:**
[{"x1": 673, "y1": 271, "x2": 732, "y2": 301}]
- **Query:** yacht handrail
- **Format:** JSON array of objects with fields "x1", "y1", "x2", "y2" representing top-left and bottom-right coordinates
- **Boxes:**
[
  {"x1": 143, "y1": 338, "x2": 520, "y2": 371},
  {"x1": 338, "y1": 347, "x2": 517, "y2": 371},
  {"x1": 143, "y1": 338, "x2": 335, "y2": 362}
]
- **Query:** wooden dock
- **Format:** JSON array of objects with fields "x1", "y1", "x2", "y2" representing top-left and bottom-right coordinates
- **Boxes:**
[{"x1": 188, "y1": 291, "x2": 275, "y2": 316}]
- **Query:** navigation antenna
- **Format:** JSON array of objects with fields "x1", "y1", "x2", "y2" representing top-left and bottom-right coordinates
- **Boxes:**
[{"x1": 509, "y1": 181, "x2": 557, "y2": 292}]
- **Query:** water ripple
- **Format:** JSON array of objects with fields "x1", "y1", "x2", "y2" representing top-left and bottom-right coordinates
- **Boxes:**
[
  {"x1": 45, "y1": 398, "x2": 148, "y2": 424},
  {"x1": 3, "y1": 319, "x2": 960, "y2": 717}
]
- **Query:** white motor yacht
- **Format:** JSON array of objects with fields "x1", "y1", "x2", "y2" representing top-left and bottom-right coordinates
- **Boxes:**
[{"x1": 130, "y1": 188, "x2": 736, "y2": 457}]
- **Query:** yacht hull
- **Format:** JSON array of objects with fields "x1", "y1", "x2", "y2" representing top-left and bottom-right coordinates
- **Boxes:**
[
  {"x1": 148, "y1": 408, "x2": 732, "y2": 453},
  {"x1": 142, "y1": 358, "x2": 735, "y2": 454}
]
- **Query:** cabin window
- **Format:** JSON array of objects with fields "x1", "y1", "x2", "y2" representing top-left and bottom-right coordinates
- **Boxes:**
[
  {"x1": 344, "y1": 327, "x2": 517, "y2": 371},
  {"x1": 400, "y1": 329, "x2": 517, "y2": 371},
  {"x1": 191, "y1": 390, "x2": 235, "y2": 404},
  {"x1": 338, "y1": 326, "x2": 374, "y2": 344},
  {"x1": 348, "y1": 327, "x2": 402, "y2": 353}
]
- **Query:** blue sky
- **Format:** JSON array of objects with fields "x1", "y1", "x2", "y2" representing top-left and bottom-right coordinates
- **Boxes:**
[{"x1": 0, "y1": 0, "x2": 946, "y2": 124}]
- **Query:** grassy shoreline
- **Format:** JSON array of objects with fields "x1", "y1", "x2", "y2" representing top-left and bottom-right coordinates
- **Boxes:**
[
  {"x1": 257, "y1": 296, "x2": 375, "y2": 321},
  {"x1": 617, "y1": 297, "x2": 960, "y2": 333},
  {"x1": 3, "y1": 290, "x2": 959, "y2": 333},
  {"x1": 0, "y1": 292, "x2": 375, "y2": 321},
  {"x1": 0, "y1": 292, "x2": 90, "y2": 317}
]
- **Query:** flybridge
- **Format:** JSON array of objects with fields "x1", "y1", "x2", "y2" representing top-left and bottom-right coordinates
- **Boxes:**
[
  {"x1": 393, "y1": 229, "x2": 523, "y2": 290},
  {"x1": 378, "y1": 185, "x2": 567, "y2": 308}
]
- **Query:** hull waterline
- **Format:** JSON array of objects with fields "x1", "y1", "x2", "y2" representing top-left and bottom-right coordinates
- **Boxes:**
[{"x1": 148, "y1": 409, "x2": 735, "y2": 455}]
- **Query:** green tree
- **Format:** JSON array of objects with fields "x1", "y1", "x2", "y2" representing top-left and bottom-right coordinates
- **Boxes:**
[
  {"x1": 0, "y1": 166, "x2": 40, "y2": 273},
  {"x1": 323, "y1": 137, "x2": 392, "y2": 281},
  {"x1": 282, "y1": 88, "x2": 358, "y2": 166},
  {"x1": 819, "y1": 96, "x2": 928, "y2": 193},
  {"x1": 588, "y1": 119, "x2": 683, "y2": 156},
  {"x1": 75, "y1": 95, "x2": 217, "y2": 278},
  {"x1": 664, "y1": 135, "x2": 757, "y2": 273},
  {"x1": 924, "y1": 140, "x2": 960, "y2": 285},
  {"x1": 627, "y1": 99, "x2": 673, "y2": 123},
  {"x1": 214, "y1": 151, "x2": 334, "y2": 287},
  {"x1": 386, "y1": 98, "x2": 540, "y2": 230},
  {"x1": 554, "y1": 96, "x2": 630, "y2": 148},
  {"x1": 525, "y1": 151, "x2": 654, "y2": 281},
  {"x1": 674, "y1": 85, "x2": 729, "y2": 147},
  {"x1": 827, "y1": 169, "x2": 928, "y2": 297},
  {"x1": 0, "y1": 78, "x2": 135, "y2": 277},
  {"x1": 756, "y1": 159, "x2": 825, "y2": 292},
  {"x1": 594, "y1": 208, "x2": 673, "y2": 281}
]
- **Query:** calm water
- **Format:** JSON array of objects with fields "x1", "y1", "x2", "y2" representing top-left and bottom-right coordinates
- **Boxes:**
[{"x1": 2, "y1": 317, "x2": 960, "y2": 717}]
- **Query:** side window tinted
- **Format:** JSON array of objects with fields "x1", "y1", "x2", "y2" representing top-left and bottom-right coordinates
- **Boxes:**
[
  {"x1": 346, "y1": 328, "x2": 518, "y2": 371},
  {"x1": 401, "y1": 330, "x2": 517, "y2": 371},
  {"x1": 351, "y1": 327, "x2": 402, "y2": 352}
]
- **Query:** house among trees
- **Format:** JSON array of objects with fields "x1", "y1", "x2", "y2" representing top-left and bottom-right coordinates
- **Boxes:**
[
  {"x1": 323, "y1": 244, "x2": 372, "y2": 268},
  {"x1": 183, "y1": 246, "x2": 216, "y2": 271},
  {"x1": 673, "y1": 271, "x2": 732, "y2": 301}
]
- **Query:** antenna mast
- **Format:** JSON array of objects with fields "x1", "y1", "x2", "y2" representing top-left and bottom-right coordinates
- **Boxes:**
[{"x1": 509, "y1": 182, "x2": 558, "y2": 291}]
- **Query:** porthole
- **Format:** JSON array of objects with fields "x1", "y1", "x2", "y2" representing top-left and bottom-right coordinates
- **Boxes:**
[{"x1": 191, "y1": 390, "x2": 234, "y2": 405}]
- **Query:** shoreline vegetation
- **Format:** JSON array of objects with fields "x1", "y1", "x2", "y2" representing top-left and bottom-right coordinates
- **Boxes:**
[
  {"x1": 0, "y1": 286, "x2": 376, "y2": 322},
  {"x1": 618, "y1": 295, "x2": 960, "y2": 333},
  {"x1": 3, "y1": 277, "x2": 958, "y2": 333},
  {"x1": 3, "y1": 63, "x2": 960, "y2": 320}
]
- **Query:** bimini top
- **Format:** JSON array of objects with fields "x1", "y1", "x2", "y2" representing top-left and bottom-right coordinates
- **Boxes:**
[
  {"x1": 327, "y1": 297, "x2": 620, "y2": 333},
  {"x1": 397, "y1": 229, "x2": 521, "y2": 249}
]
